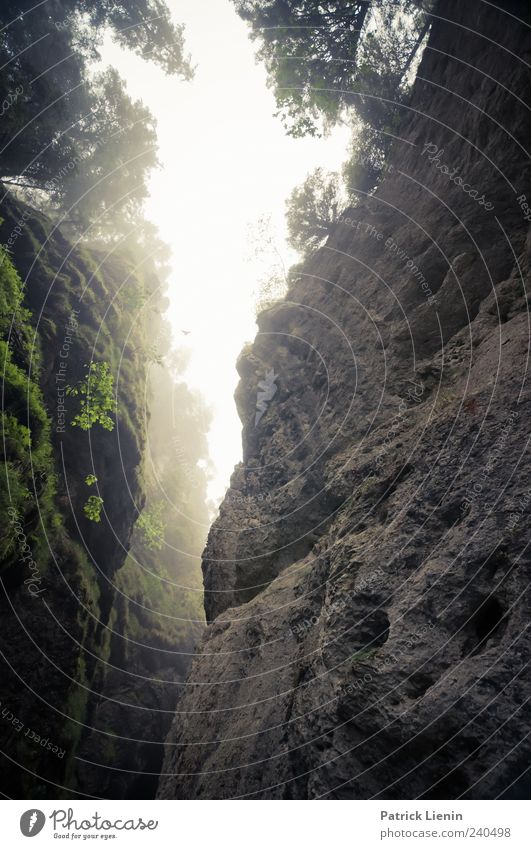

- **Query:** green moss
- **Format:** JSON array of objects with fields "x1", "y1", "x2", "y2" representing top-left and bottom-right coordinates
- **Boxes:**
[
  {"x1": 62, "y1": 655, "x2": 89, "y2": 771},
  {"x1": 0, "y1": 245, "x2": 59, "y2": 566},
  {"x1": 350, "y1": 647, "x2": 379, "y2": 665}
]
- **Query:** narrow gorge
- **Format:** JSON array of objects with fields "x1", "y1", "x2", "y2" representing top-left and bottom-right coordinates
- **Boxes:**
[{"x1": 0, "y1": 0, "x2": 529, "y2": 808}]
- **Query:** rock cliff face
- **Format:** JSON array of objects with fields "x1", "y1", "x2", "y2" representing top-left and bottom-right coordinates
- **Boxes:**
[
  {"x1": 159, "y1": 0, "x2": 531, "y2": 799},
  {"x1": 0, "y1": 198, "x2": 203, "y2": 798}
]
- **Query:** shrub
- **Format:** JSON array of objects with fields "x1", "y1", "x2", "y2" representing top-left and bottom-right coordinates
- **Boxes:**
[
  {"x1": 136, "y1": 501, "x2": 166, "y2": 551},
  {"x1": 67, "y1": 362, "x2": 116, "y2": 431},
  {"x1": 83, "y1": 495, "x2": 104, "y2": 522}
]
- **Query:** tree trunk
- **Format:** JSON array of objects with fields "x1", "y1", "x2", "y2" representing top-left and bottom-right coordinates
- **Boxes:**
[
  {"x1": 0, "y1": 177, "x2": 38, "y2": 189},
  {"x1": 400, "y1": 17, "x2": 431, "y2": 83}
]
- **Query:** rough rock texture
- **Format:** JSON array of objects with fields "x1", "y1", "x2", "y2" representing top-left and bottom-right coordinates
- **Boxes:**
[
  {"x1": 159, "y1": 0, "x2": 531, "y2": 799},
  {"x1": 0, "y1": 198, "x2": 200, "y2": 798}
]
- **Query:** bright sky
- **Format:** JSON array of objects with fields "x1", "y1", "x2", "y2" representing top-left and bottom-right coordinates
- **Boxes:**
[{"x1": 100, "y1": 0, "x2": 350, "y2": 505}]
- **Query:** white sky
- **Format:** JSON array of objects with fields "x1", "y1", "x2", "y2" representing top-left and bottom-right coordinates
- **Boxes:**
[{"x1": 100, "y1": 0, "x2": 350, "y2": 504}]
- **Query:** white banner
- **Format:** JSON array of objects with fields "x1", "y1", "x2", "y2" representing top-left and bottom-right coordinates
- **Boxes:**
[{"x1": 2, "y1": 800, "x2": 529, "y2": 848}]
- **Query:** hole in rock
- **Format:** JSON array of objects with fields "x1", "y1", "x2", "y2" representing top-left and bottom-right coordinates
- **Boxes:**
[
  {"x1": 404, "y1": 671, "x2": 437, "y2": 699},
  {"x1": 466, "y1": 597, "x2": 507, "y2": 657}
]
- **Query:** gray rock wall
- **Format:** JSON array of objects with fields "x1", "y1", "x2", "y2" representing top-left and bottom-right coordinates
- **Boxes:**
[{"x1": 159, "y1": 0, "x2": 531, "y2": 800}]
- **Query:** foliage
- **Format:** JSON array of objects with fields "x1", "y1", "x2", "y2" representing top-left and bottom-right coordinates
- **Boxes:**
[
  {"x1": 0, "y1": 247, "x2": 56, "y2": 563},
  {"x1": 67, "y1": 362, "x2": 117, "y2": 431},
  {"x1": 53, "y1": 68, "x2": 159, "y2": 236},
  {"x1": 136, "y1": 501, "x2": 166, "y2": 551},
  {"x1": 246, "y1": 216, "x2": 289, "y2": 313},
  {"x1": 286, "y1": 167, "x2": 344, "y2": 255},
  {"x1": 0, "y1": 235, "x2": 24, "y2": 334},
  {"x1": 144, "y1": 345, "x2": 164, "y2": 366},
  {"x1": 232, "y1": 0, "x2": 371, "y2": 136},
  {"x1": 342, "y1": 121, "x2": 392, "y2": 200},
  {"x1": 120, "y1": 283, "x2": 147, "y2": 312},
  {"x1": 0, "y1": 0, "x2": 193, "y2": 233},
  {"x1": 231, "y1": 0, "x2": 429, "y2": 137},
  {"x1": 81, "y1": 0, "x2": 194, "y2": 76},
  {"x1": 83, "y1": 495, "x2": 104, "y2": 522},
  {"x1": 254, "y1": 269, "x2": 287, "y2": 315},
  {"x1": 85, "y1": 474, "x2": 98, "y2": 486},
  {"x1": 1, "y1": 344, "x2": 49, "y2": 445},
  {"x1": 352, "y1": 2, "x2": 430, "y2": 133}
]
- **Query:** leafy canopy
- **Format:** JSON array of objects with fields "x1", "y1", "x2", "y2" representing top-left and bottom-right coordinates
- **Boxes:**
[
  {"x1": 0, "y1": 0, "x2": 193, "y2": 234},
  {"x1": 232, "y1": 0, "x2": 371, "y2": 136},
  {"x1": 231, "y1": 1, "x2": 429, "y2": 136}
]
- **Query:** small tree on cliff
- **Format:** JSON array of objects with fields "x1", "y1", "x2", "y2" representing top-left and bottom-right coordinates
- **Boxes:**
[
  {"x1": 286, "y1": 168, "x2": 344, "y2": 255},
  {"x1": 67, "y1": 362, "x2": 117, "y2": 431},
  {"x1": 342, "y1": 121, "x2": 391, "y2": 200}
]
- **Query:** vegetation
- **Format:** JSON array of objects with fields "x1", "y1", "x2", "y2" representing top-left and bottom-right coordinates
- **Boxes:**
[
  {"x1": 350, "y1": 647, "x2": 379, "y2": 665},
  {"x1": 342, "y1": 121, "x2": 393, "y2": 199},
  {"x1": 136, "y1": 501, "x2": 166, "y2": 551},
  {"x1": 240, "y1": 2, "x2": 432, "y2": 260},
  {"x1": 83, "y1": 495, "x2": 104, "y2": 522},
  {"x1": 286, "y1": 167, "x2": 344, "y2": 255},
  {"x1": 0, "y1": 0, "x2": 193, "y2": 237},
  {"x1": 231, "y1": 1, "x2": 430, "y2": 137},
  {"x1": 67, "y1": 362, "x2": 117, "y2": 431},
  {"x1": 247, "y1": 216, "x2": 290, "y2": 313},
  {"x1": 0, "y1": 246, "x2": 57, "y2": 564},
  {"x1": 231, "y1": 0, "x2": 372, "y2": 136}
]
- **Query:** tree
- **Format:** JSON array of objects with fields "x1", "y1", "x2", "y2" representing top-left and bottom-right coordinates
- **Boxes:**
[
  {"x1": 286, "y1": 168, "x2": 344, "y2": 255},
  {"x1": 0, "y1": 0, "x2": 193, "y2": 81},
  {"x1": 0, "y1": 0, "x2": 193, "y2": 231},
  {"x1": 342, "y1": 121, "x2": 391, "y2": 200},
  {"x1": 77, "y1": 0, "x2": 194, "y2": 77},
  {"x1": 350, "y1": 2, "x2": 431, "y2": 134},
  {"x1": 136, "y1": 501, "x2": 166, "y2": 551},
  {"x1": 246, "y1": 215, "x2": 290, "y2": 313},
  {"x1": 46, "y1": 68, "x2": 159, "y2": 235},
  {"x1": 231, "y1": 0, "x2": 430, "y2": 137},
  {"x1": 232, "y1": 0, "x2": 371, "y2": 136},
  {"x1": 67, "y1": 362, "x2": 117, "y2": 431}
]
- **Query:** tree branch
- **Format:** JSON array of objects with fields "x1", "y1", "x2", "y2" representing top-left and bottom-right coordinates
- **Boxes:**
[
  {"x1": 0, "y1": 177, "x2": 40, "y2": 189},
  {"x1": 399, "y1": 18, "x2": 431, "y2": 84}
]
